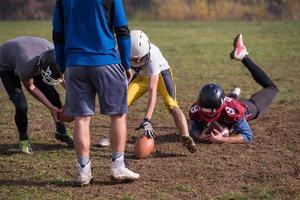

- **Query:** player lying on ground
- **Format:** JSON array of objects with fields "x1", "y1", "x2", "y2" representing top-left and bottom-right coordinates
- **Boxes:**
[
  {"x1": 99, "y1": 30, "x2": 196, "y2": 153},
  {"x1": 0, "y1": 36, "x2": 74, "y2": 154},
  {"x1": 189, "y1": 34, "x2": 278, "y2": 144}
]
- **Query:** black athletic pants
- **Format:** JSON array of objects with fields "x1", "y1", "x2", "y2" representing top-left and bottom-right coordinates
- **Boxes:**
[
  {"x1": 239, "y1": 56, "x2": 278, "y2": 120},
  {"x1": 0, "y1": 71, "x2": 63, "y2": 140}
]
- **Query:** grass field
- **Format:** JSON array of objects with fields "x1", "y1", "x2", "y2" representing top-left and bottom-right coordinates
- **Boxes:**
[{"x1": 0, "y1": 20, "x2": 299, "y2": 200}]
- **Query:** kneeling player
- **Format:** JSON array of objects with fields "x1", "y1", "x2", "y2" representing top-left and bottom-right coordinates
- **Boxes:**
[{"x1": 189, "y1": 34, "x2": 278, "y2": 144}]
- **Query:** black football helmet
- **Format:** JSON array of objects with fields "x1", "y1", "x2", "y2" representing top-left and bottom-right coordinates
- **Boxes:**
[
  {"x1": 198, "y1": 83, "x2": 225, "y2": 112},
  {"x1": 37, "y1": 49, "x2": 61, "y2": 85}
]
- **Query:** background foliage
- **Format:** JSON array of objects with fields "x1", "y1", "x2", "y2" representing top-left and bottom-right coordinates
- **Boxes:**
[{"x1": 0, "y1": 0, "x2": 300, "y2": 20}]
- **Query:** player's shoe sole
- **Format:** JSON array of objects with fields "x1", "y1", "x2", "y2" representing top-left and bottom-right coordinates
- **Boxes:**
[
  {"x1": 74, "y1": 178, "x2": 94, "y2": 187},
  {"x1": 110, "y1": 176, "x2": 136, "y2": 184},
  {"x1": 230, "y1": 34, "x2": 248, "y2": 61}
]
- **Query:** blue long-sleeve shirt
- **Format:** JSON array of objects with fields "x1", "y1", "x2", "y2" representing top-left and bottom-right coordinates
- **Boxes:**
[{"x1": 52, "y1": 0, "x2": 131, "y2": 72}]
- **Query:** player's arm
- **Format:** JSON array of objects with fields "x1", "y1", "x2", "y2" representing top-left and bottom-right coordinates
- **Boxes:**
[
  {"x1": 22, "y1": 79, "x2": 61, "y2": 122},
  {"x1": 113, "y1": 0, "x2": 131, "y2": 80},
  {"x1": 210, "y1": 117, "x2": 252, "y2": 144},
  {"x1": 190, "y1": 120, "x2": 211, "y2": 143},
  {"x1": 134, "y1": 74, "x2": 159, "y2": 138},
  {"x1": 145, "y1": 74, "x2": 159, "y2": 120},
  {"x1": 52, "y1": 0, "x2": 65, "y2": 74}
]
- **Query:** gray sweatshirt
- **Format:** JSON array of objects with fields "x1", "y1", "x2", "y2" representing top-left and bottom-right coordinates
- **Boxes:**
[{"x1": 0, "y1": 36, "x2": 53, "y2": 81}]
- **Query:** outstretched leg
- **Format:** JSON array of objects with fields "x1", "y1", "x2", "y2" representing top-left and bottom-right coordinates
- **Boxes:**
[
  {"x1": 241, "y1": 56, "x2": 278, "y2": 119},
  {"x1": 231, "y1": 34, "x2": 278, "y2": 120}
]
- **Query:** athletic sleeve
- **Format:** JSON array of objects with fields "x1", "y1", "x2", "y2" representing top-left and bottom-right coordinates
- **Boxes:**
[
  {"x1": 233, "y1": 117, "x2": 253, "y2": 143},
  {"x1": 52, "y1": 0, "x2": 65, "y2": 73},
  {"x1": 113, "y1": 0, "x2": 131, "y2": 70}
]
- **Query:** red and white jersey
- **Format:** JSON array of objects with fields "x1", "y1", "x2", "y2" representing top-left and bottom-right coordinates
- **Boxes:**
[{"x1": 189, "y1": 96, "x2": 248, "y2": 128}]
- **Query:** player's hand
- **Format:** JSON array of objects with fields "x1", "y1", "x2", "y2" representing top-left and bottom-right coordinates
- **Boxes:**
[
  {"x1": 135, "y1": 118, "x2": 156, "y2": 138},
  {"x1": 50, "y1": 106, "x2": 62, "y2": 123},
  {"x1": 60, "y1": 73, "x2": 66, "y2": 89},
  {"x1": 197, "y1": 132, "x2": 212, "y2": 143},
  {"x1": 210, "y1": 129, "x2": 226, "y2": 143},
  {"x1": 126, "y1": 69, "x2": 133, "y2": 82}
]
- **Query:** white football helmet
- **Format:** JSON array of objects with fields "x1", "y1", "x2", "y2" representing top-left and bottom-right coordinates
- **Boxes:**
[{"x1": 130, "y1": 30, "x2": 151, "y2": 70}]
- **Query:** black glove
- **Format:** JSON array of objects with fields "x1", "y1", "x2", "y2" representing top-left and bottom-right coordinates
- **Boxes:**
[{"x1": 135, "y1": 118, "x2": 156, "y2": 138}]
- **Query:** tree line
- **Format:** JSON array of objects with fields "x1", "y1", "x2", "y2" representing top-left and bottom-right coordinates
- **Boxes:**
[{"x1": 1, "y1": 0, "x2": 299, "y2": 20}]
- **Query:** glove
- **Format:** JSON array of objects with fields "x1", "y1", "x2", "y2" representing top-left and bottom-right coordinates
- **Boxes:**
[{"x1": 135, "y1": 118, "x2": 156, "y2": 138}]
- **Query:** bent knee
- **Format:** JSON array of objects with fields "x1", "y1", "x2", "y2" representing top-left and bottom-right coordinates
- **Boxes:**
[
  {"x1": 11, "y1": 91, "x2": 28, "y2": 112},
  {"x1": 270, "y1": 85, "x2": 279, "y2": 96},
  {"x1": 164, "y1": 99, "x2": 179, "y2": 111}
]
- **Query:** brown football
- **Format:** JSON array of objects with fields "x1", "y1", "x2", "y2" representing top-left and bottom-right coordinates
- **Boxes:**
[
  {"x1": 209, "y1": 121, "x2": 229, "y2": 137},
  {"x1": 58, "y1": 106, "x2": 75, "y2": 123},
  {"x1": 134, "y1": 134, "x2": 155, "y2": 159}
]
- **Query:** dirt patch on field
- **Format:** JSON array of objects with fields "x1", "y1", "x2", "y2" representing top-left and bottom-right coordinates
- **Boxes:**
[{"x1": 0, "y1": 103, "x2": 299, "y2": 199}]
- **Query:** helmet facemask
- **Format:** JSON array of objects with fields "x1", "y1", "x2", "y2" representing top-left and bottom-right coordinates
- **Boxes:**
[
  {"x1": 40, "y1": 65, "x2": 61, "y2": 86},
  {"x1": 130, "y1": 52, "x2": 150, "y2": 72},
  {"x1": 38, "y1": 50, "x2": 61, "y2": 86}
]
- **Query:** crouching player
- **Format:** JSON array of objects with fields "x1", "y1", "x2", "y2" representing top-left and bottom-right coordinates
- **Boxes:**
[
  {"x1": 189, "y1": 34, "x2": 278, "y2": 144},
  {"x1": 99, "y1": 30, "x2": 196, "y2": 153},
  {"x1": 0, "y1": 37, "x2": 74, "y2": 154},
  {"x1": 128, "y1": 30, "x2": 196, "y2": 153}
]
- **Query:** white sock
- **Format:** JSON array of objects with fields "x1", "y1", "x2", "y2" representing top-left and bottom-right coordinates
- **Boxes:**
[{"x1": 112, "y1": 154, "x2": 125, "y2": 169}]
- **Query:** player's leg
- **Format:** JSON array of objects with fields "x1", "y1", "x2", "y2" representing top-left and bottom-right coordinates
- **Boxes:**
[
  {"x1": 98, "y1": 74, "x2": 148, "y2": 147},
  {"x1": 241, "y1": 56, "x2": 278, "y2": 119},
  {"x1": 0, "y1": 71, "x2": 32, "y2": 154},
  {"x1": 128, "y1": 75, "x2": 148, "y2": 106},
  {"x1": 73, "y1": 116, "x2": 92, "y2": 186},
  {"x1": 109, "y1": 114, "x2": 140, "y2": 182},
  {"x1": 157, "y1": 69, "x2": 196, "y2": 153},
  {"x1": 231, "y1": 34, "x2": 278, "y2": 120},
  {"x1": 33, "y1": 75, "x2": 73, "y2": 147},
  {"x1": 64, "y1": 67, "x2": 95, "y2": 186},
  {"x1": 91, "y1": 64, "x2": 140, "y2": 182}
]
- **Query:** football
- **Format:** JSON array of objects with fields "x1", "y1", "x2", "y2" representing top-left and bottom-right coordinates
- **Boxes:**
[
  {"x1": 208, "y1": 121, "x2": 229, "y2": 137},
  {"x1": 134, "y1": 134, "x2": 155, "y2": 159},
  {"x1": 57, "y1": 106, "x2": 75, "y2": 123}
]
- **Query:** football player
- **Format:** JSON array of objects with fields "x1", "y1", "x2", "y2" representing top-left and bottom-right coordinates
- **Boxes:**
[
  {"x1": 189, "y1": 34, "x2": 278, "y2": 144},
  {"x1": 100, "y1": 30, "x2": 196, "y2": 153},
  {"x1": 0, "y1": 36, "x2": 74, "y2": 154}
]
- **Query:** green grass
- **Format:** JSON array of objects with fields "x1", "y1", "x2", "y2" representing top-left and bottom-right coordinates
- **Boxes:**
[
  {"x1": 1, "y1": 20, "x2": 299, "y2": 107},
  {"x1": 0, "y1": 20, "x2": 300, "y2": 199},
  {"x1": 215, "y1": 185, "x2": 284, "y2": 200}
]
